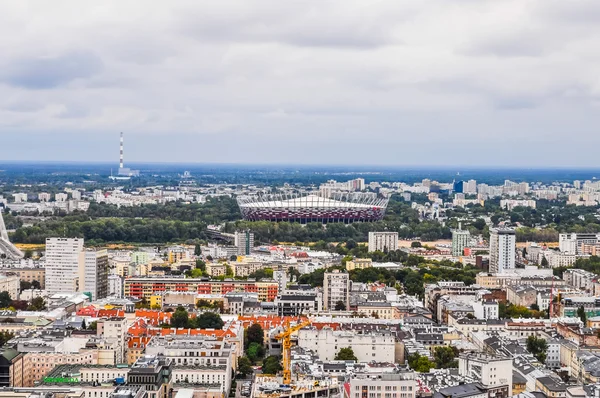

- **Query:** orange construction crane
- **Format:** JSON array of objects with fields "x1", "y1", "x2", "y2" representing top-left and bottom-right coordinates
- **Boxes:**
[{"x1": 274, "y1": 319, "x2": 311, "y2": 385}]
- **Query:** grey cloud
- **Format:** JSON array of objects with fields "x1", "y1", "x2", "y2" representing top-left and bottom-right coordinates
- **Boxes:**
[
  {"x1": 2, "y1": 51, "x2": 103, "y2": 89},
  {"x1": 177, "y1": 2, "x2": 403, "y2": 49},
  {"x1": 460, "y1": 31, "x2": 549, "y2": 58}
]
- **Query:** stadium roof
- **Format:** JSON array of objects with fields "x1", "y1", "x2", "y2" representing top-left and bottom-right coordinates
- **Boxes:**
[{"x1": 239, "y1": 194, "x2": 385, "y2": 208}]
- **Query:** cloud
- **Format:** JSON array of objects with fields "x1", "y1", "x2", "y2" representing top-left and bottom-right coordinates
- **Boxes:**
[
  {"x1": 0, "y1": 0, "x2": 599, "y2": 166},
  {"x1": 1, "y1": 51, "x2": 103, "y2": 89}
]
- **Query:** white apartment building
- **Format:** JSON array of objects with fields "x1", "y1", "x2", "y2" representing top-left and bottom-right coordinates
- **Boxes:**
[
  {"x1": 489, "y1": 228, "x2": 516, "y2": 273},
  {"x1": 452, "y1": 229, "x2": 470, "y2": 257},
  {"x1": 559, "y1": 233, "x2": 600, "y2": 255},
  {"x1": 464, "y1": 180, "x2": 477, "y2": 194},
  {"x1": 45, "y1": 237, "x2": 85, "y2": 295},
  {"x1": 368, "y1": 232, "x2": 399, "y2": 253},
  {"x1": 298, "y1": 328, "x2": 395, "y2": 363},
  {"x1": 459, "y1": 353, "x2": 513, "y2": 395},
  {"x1": 500, "y1": 199, "x2": 537, "y2": 211},
  {"x1": 563, "y1": 269, "x2": 596, "y2": 292},
  {"x1": 323, "y1": 270, "x2": 350, "y2": 310},
  {"x1": 145, "y1": 335, "x2": 234, "y2": 367},
  {"x1": 80, "y1": 366, "x2": 130, "y2": 383},
  {"x1": 109, "y1": 274, "x2": 124, "y2": 298},
  {"x1": 348, "y1": 372, "x2": 416, "y2": 398},
  {"x1": 97, "y1": 317, "x2": 127, "y2": 364},
  {"x1": 38, "y1": 193, "x2": 51, "y2": 202},
  {"x1": 472, "y1": 300, "x2": 499, "y2": 320},
  {"x1": 80, "y1": 249, "x2": 109, "y2": 301},
  {"x1": 55, "y1": 193, "x2": 68, "y2": 202}
]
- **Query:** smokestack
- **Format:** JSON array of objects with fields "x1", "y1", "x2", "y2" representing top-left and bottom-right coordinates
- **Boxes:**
[{"x1": 120, "y1": 132, "x2": 124, "y2": 169}]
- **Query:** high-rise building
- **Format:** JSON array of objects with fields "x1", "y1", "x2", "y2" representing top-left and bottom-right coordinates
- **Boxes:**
[
  {"x1": 368, "y1": 231, "x2": 399, "y2": 252},
  {"x1": 79, "y1": 249, "x2": 109, "y2": 301},
  {"x1": 464, "y1": 179, "x2": 477, "y2": 194},
  {"x1": 489, "y1": 228, "x2": 516, "y2": 273},
  {"x1": 234, "y1": 230, "x2": 254, "y2": 256},
  {"x1": 273, "y1": 266, "x2": 288, "y2": 292},
  {"x1": 323, "y1": 270, "x2": 350, "y2": 311},
  {"x1": 45, "y1": 238, "x2": 84, "y2": 296},
  {"x1": 452, "y1": 229, "x2": 471, "y2": 257}
]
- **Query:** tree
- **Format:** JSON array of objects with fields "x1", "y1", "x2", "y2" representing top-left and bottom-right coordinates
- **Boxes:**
[
  {"x1": 238, "y1": 356, "x2": 253, "y2": 376},
  {"x1": 195, "y1": 260, "x2": 206, "y2": 272},
  {"x1": 334, "y1": 347, "x2": 357, "y2": 361},
  {"x1": 230, "y1": 255, "x2": 238, "y2": 261},
  {"x1": 196, "y1": 312, "x2": 224, "y2": 329},
  {"x1": 246, "y1": 342, "x2": 262, "y2": 363},
  {"x1": 0, "y1": 331, "x2": 14, "y2": 347},
  {"x1": 171, "y1": 306, "x2": 190, "y2": 328},
  {"x1": 433, "y1": 346, "x2": 459, "y2": 369},
  {"x1": 522, "y1": 247, "x2": 527, "y2": 257},
  {"x1": 411, "y1": 241, "x2": 422, "y2": 248},
  {"x1": 530, "y1": 303, "x2": 540, "y2": 311},
  {"x1": 88, "y1": 321, "x2": 98, "y2": 331},
  {"x1": 346, "y1": 239, "x2": 357, "y2": 250},
  {"x1": 334, "y1": 300, "x2": 346, "y2": 311},
  {"x1": 577, "y1": 306, "x2": 587, "y2": 324},
  {"x1": 19, "y1": 281, "x2": 32, "y2": 292},
  {"x1": 408, "y1": 353, "x2": 433, "y2": 373},
  {"x1": 28, "y1": 297, "x2": 46, "y2": 311},
  {"x1": 194, "y1": 244, "x2": 202, "y2": 256},
  {"x1": 246, "y1": 324, "x2": 264, "y2": 347},
  {"x1": 31, "y1": 280, "x2": 41, "y2": 290},
  {"x1": 23, "y1": 249, "x2": 33, "y2": 259},
  {"x1": 526, "y1": 335, "x2": 547, "y2": 363},
  {"x1": 225, "y1": 264, "x2": 234, "y2": 277},
  {"x1": 541, "y1": 256, "x2": 549, "y2": 267},
  {"x1": 262, "y1": 355, "x2": 282, "y2": 375},
  {"x1": 0, "y1": 292, "x2": 11, "y2": 308},
  {"x1": 371, "y1": 311, "x2": 380, "y2": 319}
]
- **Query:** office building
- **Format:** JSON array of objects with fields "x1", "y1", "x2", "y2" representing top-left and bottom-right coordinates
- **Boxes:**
[
  {"x1": 489, "y1": 228, "x2": 516, "y2": 273},
  {"x1": 368, "y1": 231, "x2": 398, "y2": 253},
  {"x1": 234, "y1": 230, "x2": 254, "y2": 256},
  {"x1": 45, "y1": 238, "x2": 85, "y2": 296},
  {"x1": 79, "y1": 249, "x2": 109, "y2": 301},
  {"x1": 275, "y1": 289, "x2": 321, "y2": 316},
  {"x1": 323, "y1": 270, "x2": 350, "y2": 311},
  {"x1": 452, "y1": 229, "x2": 470, "y2": 257},
  {"x1": 128, "y1": 355, "x2": 172, "y2": 398}
]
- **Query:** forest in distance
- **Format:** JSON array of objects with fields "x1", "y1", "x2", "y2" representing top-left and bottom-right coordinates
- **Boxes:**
[{"x1": 4, "y1": 193, "x2": 600, "y2": 245}]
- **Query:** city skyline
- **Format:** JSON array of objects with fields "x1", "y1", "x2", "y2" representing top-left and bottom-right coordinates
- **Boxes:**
[{"x1": 2, "y1": 1, "x2": 600, "y2": 166}]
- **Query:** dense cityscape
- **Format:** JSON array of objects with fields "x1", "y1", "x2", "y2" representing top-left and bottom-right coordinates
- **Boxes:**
[
  {"x1": 3, "y1": 2, "x2": 600, "y2": 398},
  {"x1": 1, "y1": 151, "x2": 600, "y2": 398}
]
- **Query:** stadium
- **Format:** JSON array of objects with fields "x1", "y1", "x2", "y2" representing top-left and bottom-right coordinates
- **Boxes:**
[{"x1": 236, "y1": 193, "x2": 389, "y2": 223}]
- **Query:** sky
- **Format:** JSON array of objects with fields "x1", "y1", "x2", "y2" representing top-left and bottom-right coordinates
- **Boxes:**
[{"x1": 1, "y1": 1, "x2": 600, "y2": 167}]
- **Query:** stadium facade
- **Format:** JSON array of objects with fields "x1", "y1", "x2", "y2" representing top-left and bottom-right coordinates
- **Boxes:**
[{"x1": 236, "y1": 193, "x2": 389, "y2": 223}]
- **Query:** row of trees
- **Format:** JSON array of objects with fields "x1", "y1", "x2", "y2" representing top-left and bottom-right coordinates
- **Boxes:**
[
  {"x1": 168, "y1": 307, "x2": 225, "y2": 329},
  {"x1": 0, "y1": 291, "x2": 46, "y2": 311},
  {"x1": 298, "y1": 263, "x2": 479, "y2": 298},
  {"x1": 408, "y1": 346, "x2": 460, "y2": 372}
]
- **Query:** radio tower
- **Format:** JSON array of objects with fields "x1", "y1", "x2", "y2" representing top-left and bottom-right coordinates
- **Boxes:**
[{"x1": 119, "y1": 132, "x2": 124, "y2": 170}]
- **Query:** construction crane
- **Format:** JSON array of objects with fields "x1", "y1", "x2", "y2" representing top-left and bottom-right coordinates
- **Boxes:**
[{"x1": 274, "y1": 319, "x2": 311, "y2": 385}]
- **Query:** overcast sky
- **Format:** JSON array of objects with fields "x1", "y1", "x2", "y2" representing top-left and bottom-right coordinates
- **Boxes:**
[{"x1": 1, "y1": 1, "x2": 599, "y2": 167}]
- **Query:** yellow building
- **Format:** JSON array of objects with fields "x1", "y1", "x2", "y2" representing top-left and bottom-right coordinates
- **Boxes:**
[
  {"x1": 346, "y1": 258, "x2": 372, "y2": 271},
  {"x1": 150, "y1": 295, "x2": 163, "y2": 309}
]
